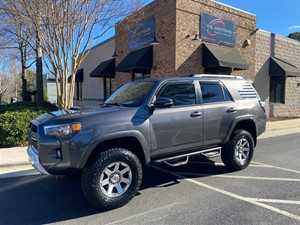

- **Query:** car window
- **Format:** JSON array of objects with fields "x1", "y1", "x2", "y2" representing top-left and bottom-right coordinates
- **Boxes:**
[
  {"x1": 105, "y1": 81, "x2": 155, "y2": 107},
  {"x1": 157, "y1": 83, "x2": 196, "y2": 106},
  {"x1": 200, "y1": 81, "x2": 232, "y2": 104}
]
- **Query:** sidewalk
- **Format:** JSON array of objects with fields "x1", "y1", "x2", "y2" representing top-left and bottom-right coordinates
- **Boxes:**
[{"x1": 0, "y1": 119, "x2": 299, "y2": 178}]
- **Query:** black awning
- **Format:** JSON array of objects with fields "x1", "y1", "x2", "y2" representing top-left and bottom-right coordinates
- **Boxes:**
[
  {"x1": 116, "y1": 46, "x2": 153, "y2": 72},
  {"x1": 202, "y1": 44, "x2": 249, "y2": 70},
  {"x1": 90, "y1": 58, "x2": 115, "y2": 78},
  {"x1": 269, "y1": 57, "x2": 300, "y2": 77},
  {"x1": 68, "y1": 69, "x2": 84, "y2": 82}
]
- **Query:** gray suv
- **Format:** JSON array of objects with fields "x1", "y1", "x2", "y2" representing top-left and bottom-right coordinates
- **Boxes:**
[{"x1": 28, "y1": 74, "x2": 266, "y2": 210}]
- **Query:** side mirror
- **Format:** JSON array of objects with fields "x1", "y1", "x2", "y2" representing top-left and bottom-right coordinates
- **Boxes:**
[{"x1": 153, "y1": 97, "x2": 174, "y2": 108}]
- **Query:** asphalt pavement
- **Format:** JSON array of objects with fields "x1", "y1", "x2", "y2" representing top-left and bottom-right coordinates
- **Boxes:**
[{"x1": 0, "y1": 118, "x2": 299, "y2": 179}]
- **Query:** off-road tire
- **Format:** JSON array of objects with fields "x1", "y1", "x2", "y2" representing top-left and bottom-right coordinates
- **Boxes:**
[
  {"x1": 221, "y1": 130, "x2": 254, "y2": 171},
  {"x1": 81, "y1": 148, "x2": 143, "y2": 210}
]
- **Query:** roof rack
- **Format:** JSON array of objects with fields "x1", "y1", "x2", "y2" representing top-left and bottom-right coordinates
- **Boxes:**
[{"x1": 191, "y1": 74, "x2": 243, "y2": 79}]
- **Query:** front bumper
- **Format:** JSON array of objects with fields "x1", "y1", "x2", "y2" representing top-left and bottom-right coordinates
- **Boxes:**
[{"x1": 27, "y1": 145, "x2": 49, "y2": 175}]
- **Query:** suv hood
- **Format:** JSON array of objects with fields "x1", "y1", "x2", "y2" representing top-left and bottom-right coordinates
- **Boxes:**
[{"x1": 35, "y1": 106, "x2": 136, "y2": 124}]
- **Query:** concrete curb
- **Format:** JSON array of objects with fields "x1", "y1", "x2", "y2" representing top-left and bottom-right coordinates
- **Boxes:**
[{"x1": 0, "y1": 147, "x2": 29, "y2": 167}]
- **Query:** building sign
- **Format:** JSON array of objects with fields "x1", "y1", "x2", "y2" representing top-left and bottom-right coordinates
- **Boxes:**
[
  {"x1": 128, "y1": 16, "x2": 155, "y2": 51},
  {"x1": 201, "y1": 13, "x2": 236, "y2": 47}
]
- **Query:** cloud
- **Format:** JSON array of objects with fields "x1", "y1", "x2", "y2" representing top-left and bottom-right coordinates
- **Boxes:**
[{"x1": 288, "y1": 25, "x2": 300, "y2": 29}]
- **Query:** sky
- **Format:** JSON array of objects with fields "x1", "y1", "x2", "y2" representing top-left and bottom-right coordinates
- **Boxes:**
[{"x1": 214, "y1": 0, "x2": 300, "y2": 37}]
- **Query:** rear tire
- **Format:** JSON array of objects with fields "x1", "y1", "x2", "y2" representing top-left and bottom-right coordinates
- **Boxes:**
[
  {"x1": 221, "y1": 130, "x2": 254, "y2": 171},
  {"x1": 81, "y1": 148, "x2": 143, "y2": 210}
]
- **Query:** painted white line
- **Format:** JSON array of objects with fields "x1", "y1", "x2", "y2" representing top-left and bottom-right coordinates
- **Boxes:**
[
  {"x1": 104, "y1": 203, "x2": 180, "y2": 225},
  {"x1": 246, "y1": 198, "x2": 300, "y2": 205},
  {"x1": 151, "y1": 166, "x2": 300, "y2": 221},
  {"x1": 176, "y1": 172, "x2": 300, "y2": 182},
  {"x1": 253, "y1": 161, "x2": 300, "y2": 174},
  {"x1": 248, "y1": 164, "x2": 273, "y2": 168}
]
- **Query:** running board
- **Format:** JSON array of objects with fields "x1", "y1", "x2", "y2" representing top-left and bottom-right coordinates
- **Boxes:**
[
  {"x1": 200, "y1": 149, "x2": 221, "y2": 158},
  {"x1": 164, "y1": 156, "x2": 189, "y2": 167},
  {"x1": 153, "y1": 147, "x2": 222, "y2": 166}
]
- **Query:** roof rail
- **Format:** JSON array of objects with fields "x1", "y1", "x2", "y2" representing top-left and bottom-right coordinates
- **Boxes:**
[{"x1": 191, "y1": 74, "x2": 243, "y2": 79}]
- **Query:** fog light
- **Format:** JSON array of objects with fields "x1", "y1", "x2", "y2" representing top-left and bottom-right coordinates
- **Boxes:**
[{"x1": 57, "y1": 149, "x2": 62, "y2": 159}]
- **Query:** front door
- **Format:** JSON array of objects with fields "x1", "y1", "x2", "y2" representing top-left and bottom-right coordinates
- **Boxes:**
[{"x1": 149, "y1": 82, "x2": 203, "y2": 158}]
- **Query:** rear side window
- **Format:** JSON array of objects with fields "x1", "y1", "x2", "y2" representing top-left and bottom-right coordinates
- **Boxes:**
[
  {"x1": 158, "y1": 83, "x2": 196, "y2": 106},
  {"x1": 200, "y1": 81, "x2": 232, "y2": 104}
]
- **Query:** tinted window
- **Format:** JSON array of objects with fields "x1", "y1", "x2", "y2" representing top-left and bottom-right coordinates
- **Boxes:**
[
  {"x1": 158, "y1": 83, "x2": 196, "y2": 106},
  {"x1": 105, "y1": 81, "x2": 155, "y2": 107},
  {"x1": 200, "y1": 82, "x2": 231, "y2": 103}
]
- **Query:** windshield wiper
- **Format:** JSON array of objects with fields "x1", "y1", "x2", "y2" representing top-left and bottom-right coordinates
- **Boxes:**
[{"x1": 104, "y1": 102, "x2": 123, "y2": 106}]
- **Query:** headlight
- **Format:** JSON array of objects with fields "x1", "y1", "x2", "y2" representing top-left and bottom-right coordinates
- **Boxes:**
[{"x1": 44, "y1": 123, "x2": 81, "y2": 138}]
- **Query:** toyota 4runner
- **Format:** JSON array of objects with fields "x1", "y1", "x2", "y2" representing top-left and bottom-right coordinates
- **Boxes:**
[{"x1": 28, "y1": 74, "x2": 266, "y2": 210}]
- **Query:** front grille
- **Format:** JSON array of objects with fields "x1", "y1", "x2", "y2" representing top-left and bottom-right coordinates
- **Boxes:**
[{"x1": 29, "y1": 123, "x2": 38, "y2": 149}]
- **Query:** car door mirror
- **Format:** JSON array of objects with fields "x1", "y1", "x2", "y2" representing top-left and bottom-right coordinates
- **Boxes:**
[{"x1": 153, "y1": 97, "x2": 174, "y2": 108}]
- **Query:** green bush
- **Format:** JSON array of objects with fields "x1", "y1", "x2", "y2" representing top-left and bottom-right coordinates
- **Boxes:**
[
  {"x1": 0, "y1": 109, "x2": 47, "y2": 147},
  {"x1": 0, "y1": 103, "x2": 50, "y2": 147},
  {"x1": 0, "y1": 101, "x2": 41, "y2": 114}
]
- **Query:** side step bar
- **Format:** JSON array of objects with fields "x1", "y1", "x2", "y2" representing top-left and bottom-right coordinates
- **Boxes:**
[{"x1": 153, "y1": 147, "x2": 222, "y2": 167}]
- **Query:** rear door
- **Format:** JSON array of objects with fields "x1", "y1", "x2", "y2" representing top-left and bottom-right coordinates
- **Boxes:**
[
  {"x1": 199, "y1": 81, "x2": 238, "y2": 148},
  {"x1": 149, "y1": 81, "x2": 203, "y2": 158}
]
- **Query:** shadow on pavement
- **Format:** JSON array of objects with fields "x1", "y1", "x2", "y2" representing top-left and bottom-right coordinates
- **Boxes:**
[{"x1": 0, "y1": 155, "x2": 232, "y2": 224}]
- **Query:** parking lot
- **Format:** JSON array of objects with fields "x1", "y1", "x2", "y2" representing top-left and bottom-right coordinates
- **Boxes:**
[{"x1": 1, "y1": 133, "x2": 299, "y2": 225}]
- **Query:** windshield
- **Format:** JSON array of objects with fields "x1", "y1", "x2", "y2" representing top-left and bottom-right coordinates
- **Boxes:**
[{"x1": 105, "y1": 81, "x2": 155, "y2": 107}]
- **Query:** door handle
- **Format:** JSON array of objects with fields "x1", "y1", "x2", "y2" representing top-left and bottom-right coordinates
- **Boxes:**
[
  {"x1": 190, "y1": 111, "x2": 202, "y2": 117},
  {"x1": 227, "y1": 107, "x2": 238, "y2": 113}
]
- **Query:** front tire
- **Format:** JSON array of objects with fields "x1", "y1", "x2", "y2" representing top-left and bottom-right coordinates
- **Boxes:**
[
  {"x1": 81, "y1": 148, "x2": 143, "y2": 210},
  {"x1": 221, "y1": 130, "x2": 254, "y2": 171}
]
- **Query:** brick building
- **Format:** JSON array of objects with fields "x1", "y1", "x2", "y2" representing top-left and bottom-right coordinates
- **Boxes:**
[{"x1": 76, "y1": 0, "x2": 300, "y2": 117}]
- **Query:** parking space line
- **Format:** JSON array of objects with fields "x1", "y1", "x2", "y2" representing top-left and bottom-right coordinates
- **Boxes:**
[
  {"x1": 176, "y1": 172, "x2": 300, "y2": 182},
  {"x1": 252, "y1": 161, "x2": 300, "y2": 174},
  {"x1": 246, "y1": 198, "x2": 300, "y2": 205},
  {"x1": 152, "y1": 166, "x2": 300, "y2": 221},
  {"x1": 105, "y1": 203, "x2": 180, "y2": 225}
]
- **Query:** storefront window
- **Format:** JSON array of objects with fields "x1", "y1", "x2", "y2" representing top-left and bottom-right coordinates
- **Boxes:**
[
  {"x1": 132, "y1": 69, "x2": 151, "y2": 80},
  {"x1": 269, "y1": 76, "x2": 285, "y2": 103},
  {"x1": 204, "y1": 66, "x2": 231, "y2": 75},
  {"x1": 105, "y1": 78, "x2": 115, "y2": 99},
  {"x1": 76, "y1": 81, "x2": 83, "y2": 101}
]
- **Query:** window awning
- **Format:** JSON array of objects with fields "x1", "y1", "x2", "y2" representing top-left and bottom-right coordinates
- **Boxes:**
[
  {"x1": 116, "y1": 46, "x2": 153, "y2": 72},
  {"x1": 90, "y1": 58, "x2": 115, "y2": 78},
  {"x1": 269, "y1": 57, "x2": 300, "y2": 77},
  {"x1": 202, "y1": 44, "x2": 249, "y2": 70},
  {"x1": 68, "y1": 68, "x2": 84, "y2": 82}
]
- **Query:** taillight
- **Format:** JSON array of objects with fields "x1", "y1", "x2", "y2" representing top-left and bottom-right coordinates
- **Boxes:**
[{"x1": 259, "y1": 100, "x2": 266, "y2": 112}]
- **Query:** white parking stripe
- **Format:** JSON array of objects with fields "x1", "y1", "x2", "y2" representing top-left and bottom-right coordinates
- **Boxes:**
[
  {"x1": 152, "y1": 166, "x2": 300, "y2": 222},
  {"x1": 176, "y1": 172, "x2": 300, "y2": 182},
  {"x1": 252, "y1": 161, "x2": 300, "y2": 174},
  {"x1": 245, "y1": 198, "x2": 300, "y2": 205}
]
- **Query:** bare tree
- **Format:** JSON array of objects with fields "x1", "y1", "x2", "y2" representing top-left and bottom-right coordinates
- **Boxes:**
[
  {"x1": 0, "y1": 75, "x2": 10, "y2": 104},
  {"x1": 25, "y1": 0, "x2": 145, "y2": 109},
  {"x1": 1, "y1": 0, "x2": 146, "y2": 109},
  {"x1": 0, "y1": 56, "x2": 21, "y2": 104},
  {"x1": 0, "y1": 1, "x2": 35, "y2": 101}
]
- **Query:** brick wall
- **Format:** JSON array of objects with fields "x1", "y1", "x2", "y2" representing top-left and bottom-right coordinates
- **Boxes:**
[
  {"x1": 255, "y1": 30, "x2": 300, "y2": 117},
  {"x1": 115, "y1": 0, "x2": 177, "y2": 89},
  {"x1": 115, "y1": 0, "x2": 257, "y2": 88},
  {"x1": 175, "y1": 0, "x2": 257, "y2": 79}
]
